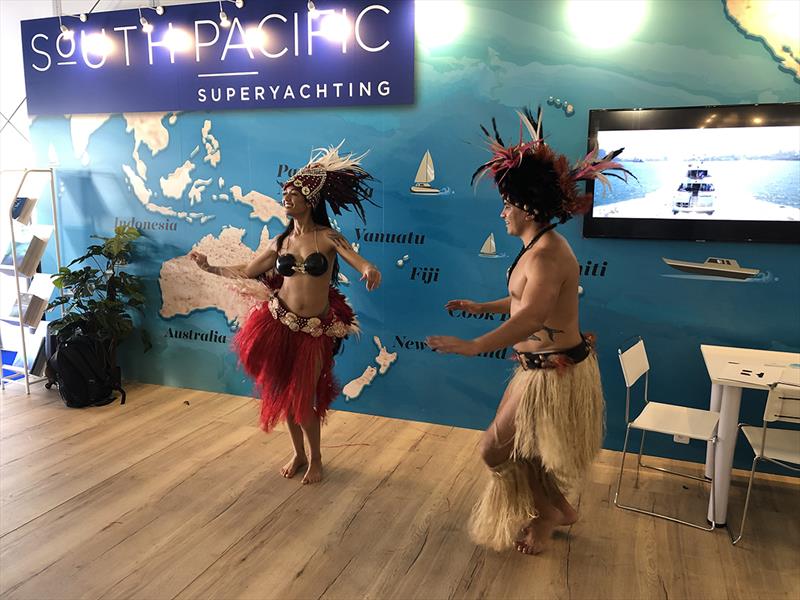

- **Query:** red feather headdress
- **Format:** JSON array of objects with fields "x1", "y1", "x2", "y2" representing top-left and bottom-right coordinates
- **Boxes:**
[
  {"x1": 284, "y1": 142, "x2": 375, "y2": 222},
  {"x1": 472, "y1": 107, "x2": 636, "y2": 222}
]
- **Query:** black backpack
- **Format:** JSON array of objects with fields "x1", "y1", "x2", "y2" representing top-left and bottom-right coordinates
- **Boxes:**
[{"x1": 47, "y1": 335, "x2": 126, "y2": 408}]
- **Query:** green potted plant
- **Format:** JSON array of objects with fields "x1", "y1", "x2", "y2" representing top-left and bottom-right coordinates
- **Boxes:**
[{"x1": 48, "y1": 225, "x2": 151, "y2": 367}]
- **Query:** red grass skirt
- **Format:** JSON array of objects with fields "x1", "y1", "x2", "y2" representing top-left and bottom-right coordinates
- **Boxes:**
[{"x1": 233, "y1": 282, "x2": 358, "y2": 432}]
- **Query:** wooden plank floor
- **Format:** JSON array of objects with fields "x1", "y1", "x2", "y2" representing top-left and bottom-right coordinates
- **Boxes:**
[{"x1": 1, "y1": 382, "x2": 798, "y2": 600}]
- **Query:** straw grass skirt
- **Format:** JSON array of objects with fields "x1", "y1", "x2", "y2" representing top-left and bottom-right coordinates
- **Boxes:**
[{"x1": 468, "y1": 353, "x2": 605, "y2": 550}]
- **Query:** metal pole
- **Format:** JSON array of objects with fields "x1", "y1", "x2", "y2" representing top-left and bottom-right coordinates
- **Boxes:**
[{"x1": 8, "y1": 170, "x2": 32, "y2": 393}]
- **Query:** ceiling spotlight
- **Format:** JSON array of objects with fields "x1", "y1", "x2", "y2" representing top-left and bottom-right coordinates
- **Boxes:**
[
  {"x1": 57, "y1": 13, "x2": 72, "y2": 37},
  {"x1": 58, "y1": 20, "x2": 74, "y2": 39},
  {"x1": 235, "y1": 0, "x2": 245, "y2": 8},
  {"x1": 79, "y1": 13, "x2": 88, "y2": 22},
  {"x1": 567, "y1": 0, "x2": 647, "y2": 49},
  {"x1": 84, "y1": 32, "x2": 114, "y2": 57},
  {"x1": 307, "y1": 0, "x2": 316, "y2": 10},
  {"x1": 138, "y1": 8, "x2": 154, "y2": 33},
  {"x1": 218, "y1": 1, "x2": 231, "y2": 27},
  {"x1": 155, "y1": 6, "x2": 165, "y2": 16},
  {"x1": 320, "y1": 13, "x2": 350, "y2": 42},
  {"x1": 163, "y1": 27, "x2": 193, "y2": 52},
  {"x1": 245, "y1": 27, "x2": 267, "y2": 49},
  {"x1": 415, "y1": 1, "x2": 468, "y2": 48}
]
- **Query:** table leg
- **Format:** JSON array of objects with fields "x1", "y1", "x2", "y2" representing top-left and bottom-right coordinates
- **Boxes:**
[
  {"x1": 705, "y1": 383, "x2": 723, "y2": 478},
  {"x1": 708, "y1": 384, "x2": 741, "y2": 525}
]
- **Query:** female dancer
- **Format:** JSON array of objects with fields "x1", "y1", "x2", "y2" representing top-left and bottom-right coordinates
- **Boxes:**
[{"x1": 191, "y1": 144, "x2": 381, "y2": 484}]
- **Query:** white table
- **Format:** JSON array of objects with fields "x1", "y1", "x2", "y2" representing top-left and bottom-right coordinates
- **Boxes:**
[{"x1": 701, "y1": 344, "x2": 800, "y2": 524}]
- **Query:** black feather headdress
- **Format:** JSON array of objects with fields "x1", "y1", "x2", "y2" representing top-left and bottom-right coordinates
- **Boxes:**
[{"x1": 473, "y1": 106, "x2": 636, "y2": 223}]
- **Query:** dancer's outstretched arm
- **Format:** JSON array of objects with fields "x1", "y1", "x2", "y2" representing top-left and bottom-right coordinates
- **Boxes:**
[
  {"x1": 428, "y1": 254, "x2": 559, "y2": 355},
  {"x1": 190, "y1": 241, "x2": 278, "y2": 279},
  {"x1": 326, "y1": 230, "x2": 381, "y2": 291},
  {"x1": 445, "y1": 297, "x2": 511, "y2": 315}
]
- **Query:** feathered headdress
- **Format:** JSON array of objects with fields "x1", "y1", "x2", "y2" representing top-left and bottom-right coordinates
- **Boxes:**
[
  {"x1": 284, "y1": 142, "x2": 375, "y2": 222},
  {"x1": 472, "y1": 106, "x2": 635, "y2": 223}
]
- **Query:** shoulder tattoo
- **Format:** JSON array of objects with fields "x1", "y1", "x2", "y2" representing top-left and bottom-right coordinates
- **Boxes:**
[{"x1": 528, "y1": 325, "x2": 564, "y2": 343}]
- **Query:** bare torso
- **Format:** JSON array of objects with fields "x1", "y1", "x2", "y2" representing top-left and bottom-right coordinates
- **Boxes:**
[
  {"x1": 509, "y1": 231, "x2": 581, "y2": 354},
  {"x1": 273, "y1": 227, "x2": 338, "y2": 317}
]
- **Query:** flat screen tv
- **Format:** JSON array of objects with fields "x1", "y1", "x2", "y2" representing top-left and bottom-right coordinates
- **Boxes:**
[{"x1": 582, "y1": 103, "x2": 800, "y2": 243}]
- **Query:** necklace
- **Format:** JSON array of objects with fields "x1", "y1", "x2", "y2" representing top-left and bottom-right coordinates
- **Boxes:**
[{"x1": 506, "y1": 223, "x2": 557, "y2": 283}]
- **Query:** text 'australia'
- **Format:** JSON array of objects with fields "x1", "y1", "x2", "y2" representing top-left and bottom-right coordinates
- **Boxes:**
[{"x1": 166, "y1": 328, "x2": 227, "y2": 344}]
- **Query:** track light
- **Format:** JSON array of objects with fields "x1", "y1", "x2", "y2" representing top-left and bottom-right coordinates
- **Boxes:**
[
  {"x1": 136, "y1": 4, "x2": 164, "y2": 30},
  {"x1": 79, "y1": 13, "x2": 87, "y2": 22},
  {"x1": 57, "y1": 15, "x2": 74, "y2": 39},
  {"x1": 214, "y1": 0, "x2": 244, "y2": 22},
  {"x1": 138, "y1": 9, "x2": 154, "y2": 33},
  {"x1": 144, "y1": 1, "x2": 165, "y2": 16},
  {"x1": 218, "y1": 1, "x2": 230, "y2": 27}
]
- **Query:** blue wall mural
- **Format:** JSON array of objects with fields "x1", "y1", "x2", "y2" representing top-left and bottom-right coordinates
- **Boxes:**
[{"x1": 25, "y1": 0, "x2": 799, "y2": 471}]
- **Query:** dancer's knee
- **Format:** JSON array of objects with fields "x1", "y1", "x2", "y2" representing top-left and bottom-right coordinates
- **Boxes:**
[{"x1": 480, "y1": 433, "x2": 510, "y2": 469}]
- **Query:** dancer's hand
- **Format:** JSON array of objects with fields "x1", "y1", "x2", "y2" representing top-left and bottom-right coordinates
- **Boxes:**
[
  {"x1": 361, "y1": 265, "x2": 381, "y2": 291},
  {"x1": 426, "y1": 335, "x2": 479, "y2": 356},
  {"x1": 445, "y1": 299, "x2": 483, "y2": 314},
  {"x1": 189, "y1": 251, "x2": 210, "y2": 271}
]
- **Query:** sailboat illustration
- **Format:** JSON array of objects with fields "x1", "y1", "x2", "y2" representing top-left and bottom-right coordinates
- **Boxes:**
[
  {"x1": 410, "y1": 150, "x2": 440, "y2": 194},
  {"x1": 478, "y1": 233, "x2": 505, "y2": 258}
]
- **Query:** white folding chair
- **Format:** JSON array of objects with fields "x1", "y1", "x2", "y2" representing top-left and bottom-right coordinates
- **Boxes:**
[
  {"x1": 614, "y1": 337, "x2": 720, "y2": 530},
  {"x1": 730, "y1": 382, "x2": 800, "y2": 545}
]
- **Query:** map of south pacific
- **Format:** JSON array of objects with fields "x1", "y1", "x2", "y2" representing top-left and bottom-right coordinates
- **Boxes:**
[
  {"x1": 58, "y1": 0, "x2": 793, "y2": 405},
  {"x1": 67, "y1": 111, "x2": 398, "y2": 398},
  {"x1": 725, "y1": 0, "x2": 800, "y2": 79}
]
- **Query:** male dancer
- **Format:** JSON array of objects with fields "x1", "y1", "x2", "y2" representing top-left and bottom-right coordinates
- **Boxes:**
[{"x1": 428, "y1": 108, "x2": 632, "y2": 553}]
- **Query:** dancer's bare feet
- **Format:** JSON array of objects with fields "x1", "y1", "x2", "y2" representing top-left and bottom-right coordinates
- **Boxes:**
[
  {"x1": 280, "y1": 454, "x2": 307, "y2": 478},
  {"x1": 514, "y1": 502, "x2": 579, "y2": 555},
  {"x1": 302, "y1": 458, "x2": 323, "y2": 484},
  {"x1": 514, "y1": 513, "x2": 560, "y2": 555},
  {"x1": 515, "y1": 497, "x2": 572, "y2": 555}
]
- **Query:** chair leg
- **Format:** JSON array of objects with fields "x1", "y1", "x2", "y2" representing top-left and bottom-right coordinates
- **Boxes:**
[
  {"x1": 614, "y1": 424, "x2": 633, "y2": 507},
  {"x1": 614, "y1": 427, "x2": 715, "y2": 532},
  {"x1": 635, "y1": 430, "x2": 646, "y2": 488},
  {"x1": 730, "y1": 455, "x2": 759, "y2": 546},
  {"x1": 709, "y1": 436, "x2": 717, "y2": 529}
]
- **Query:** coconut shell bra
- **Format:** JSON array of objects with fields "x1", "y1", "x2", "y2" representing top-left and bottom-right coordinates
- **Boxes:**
[{"x1": 275, "y1": 229, "x2": 329, "y2": 277}]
